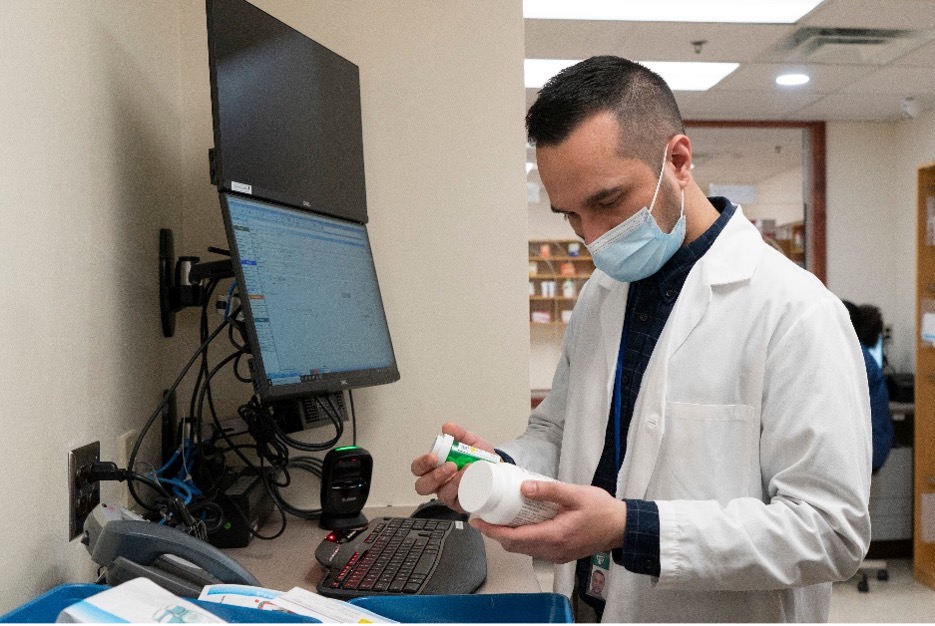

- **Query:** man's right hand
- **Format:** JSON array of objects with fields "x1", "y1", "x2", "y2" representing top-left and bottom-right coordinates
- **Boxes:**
[{"x1": 410, "y1": 422, "x2": 496, "y2": 513}]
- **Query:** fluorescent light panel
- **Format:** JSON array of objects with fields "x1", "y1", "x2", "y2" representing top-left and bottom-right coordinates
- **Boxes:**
[
  {"x1": 524, "y1": 59, "x2": 739, "y2": 91},
  {"x1": 523, "y1": 0, "x2": 825, "y2": 24}
]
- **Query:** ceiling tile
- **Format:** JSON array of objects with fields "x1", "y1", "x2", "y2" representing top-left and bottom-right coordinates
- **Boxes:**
[
  {"x1": 523, "y1": 1, "x2": 935, "y2": 122},
  {"x1": 841, "y1": 66, "x2": 935, "y2": 94},
  {"x1": 676, "y1": 90, "x2": 822, "y2": 121},
  {"x1": 793, "y1": 92, "x2": 935, "y2": 120},
  {"x1": 802, "y1": 0, "x2": 935, "y2": 30},
  {"x1": 712, "y1": 63, "x2": 871, "y2": 94},
  {"x1": 524, "y1": 21, "x2": 793, "y2": 63},
  {"x1": 687, "y1": 126, "x2": 803, "y2": 185},
  {"x1": 892, "y1": 38, "x2": 935, "y2": 67}
]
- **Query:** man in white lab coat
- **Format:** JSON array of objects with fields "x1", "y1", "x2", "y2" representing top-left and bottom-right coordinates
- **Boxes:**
[{"x1": 411, "y1": 56, "x2": 870, "y2": 622}]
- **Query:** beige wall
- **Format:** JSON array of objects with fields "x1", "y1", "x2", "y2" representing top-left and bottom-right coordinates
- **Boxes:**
[
  {"x1": 744, "y1": 166, "x2": 804, "y2": 227},
  {"x1": 826, "y1": 112, "x2": 935, "y2": 374},
  {"x1": 0, "y1": 0, "x2": 185, "y2": 609},
  {"x1": 0, "y1": 0, "x2": 526, "y2": 612}
]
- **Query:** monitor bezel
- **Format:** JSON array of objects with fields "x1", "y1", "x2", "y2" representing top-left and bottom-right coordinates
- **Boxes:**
[
  {"x1": 219, "y1": 192, "x2": 399, "y2": 401},
  {"x1": 206, "y1": 0, "x2": 368, "y2": 224}
]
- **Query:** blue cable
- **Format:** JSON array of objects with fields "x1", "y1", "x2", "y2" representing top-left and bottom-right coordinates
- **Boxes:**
[{"x1": 224, "y1": 281, "x2": 238, "y2": 318}]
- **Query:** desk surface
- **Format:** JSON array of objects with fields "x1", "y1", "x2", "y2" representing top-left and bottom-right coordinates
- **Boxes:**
[{"x1": 224, "y1": 506, "x2": 542, "y2": 595}]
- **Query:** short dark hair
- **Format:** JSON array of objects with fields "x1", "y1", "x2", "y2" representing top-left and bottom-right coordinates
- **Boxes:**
[
  {"x1": 856, "y1": 304, "x2": 884, "y2": 347},
  {"x1": 843, "y1": 300, "x2": 884, "y2": 347},
  {"x1": 526, "y1": 56, "x2": 684, "y2": 165}
]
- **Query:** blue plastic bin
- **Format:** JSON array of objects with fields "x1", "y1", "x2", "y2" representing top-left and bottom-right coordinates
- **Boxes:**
[
  {"x1": 0, "y1": 584, "x2": 319, "y2": 623},
  {"x1": 349, "y1": 593, "x2": 573, "y2": 623}
]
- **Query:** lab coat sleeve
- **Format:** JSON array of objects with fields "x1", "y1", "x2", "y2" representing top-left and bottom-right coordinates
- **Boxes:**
[
  {"x1": 495, "y1": 286, "x2": 583, "y2": 478},
  {"x1": 654, "y1": 296, "x2": 872, "y2": 591}
]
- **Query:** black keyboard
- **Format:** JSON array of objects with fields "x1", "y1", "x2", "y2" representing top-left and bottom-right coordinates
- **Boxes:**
[{"x1": 314, "y1": 516, "x2": 487, "y2": 599}]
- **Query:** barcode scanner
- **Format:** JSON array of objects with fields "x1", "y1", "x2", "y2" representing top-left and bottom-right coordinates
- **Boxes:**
[{"x1": 319, "y1": 446, "x2": 373, "y2": 530}]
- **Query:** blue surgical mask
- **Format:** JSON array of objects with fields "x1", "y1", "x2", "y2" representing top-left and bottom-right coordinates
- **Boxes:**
[{"x1": 585, "y1": 146, "x2": 685, "y2": 283}]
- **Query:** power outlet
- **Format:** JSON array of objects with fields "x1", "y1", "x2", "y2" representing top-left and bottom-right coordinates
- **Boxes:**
[{"x1": 68, "y1": 441, "x2": 101, "y2": 541}]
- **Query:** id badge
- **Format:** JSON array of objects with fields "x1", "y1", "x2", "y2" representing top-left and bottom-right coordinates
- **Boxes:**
[{"x1": 586, "y1": 552, "x2": 610, "y2": 599}]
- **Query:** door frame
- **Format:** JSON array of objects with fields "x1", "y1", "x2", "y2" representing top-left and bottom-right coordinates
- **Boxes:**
[{"x1": 684, "y1": 120, "x2": 827, "y2": 284}]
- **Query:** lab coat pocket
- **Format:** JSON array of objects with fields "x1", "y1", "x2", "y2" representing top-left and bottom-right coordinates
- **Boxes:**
[{"x1": 651, "y1": 402, "x2": 757, "y2": 504}]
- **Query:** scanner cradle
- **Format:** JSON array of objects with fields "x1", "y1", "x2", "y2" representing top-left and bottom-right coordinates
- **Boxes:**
[{"x1": 82, "y1": 503, "x2": 258, "y2": 598}]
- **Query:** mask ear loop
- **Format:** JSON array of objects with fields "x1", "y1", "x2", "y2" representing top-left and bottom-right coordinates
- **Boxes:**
[{"x1": 647, "y1": 144, "x2": 669, "y2": 215}]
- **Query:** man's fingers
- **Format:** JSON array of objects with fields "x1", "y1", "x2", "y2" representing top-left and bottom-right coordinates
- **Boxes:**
[
  {"x1": 442, "y1": 422, "x2": 491, "y2": 451},
  {"x1": 414, "y1": 461, "x2": 458, "y2": 496},
  {"x1": 411, "y1": 453, "x2": 441, "y2": 477},
  {"x1": 441, "y1": 422, "x2": 470, "y2": 442},
  {"x1": 520, "y1": 480, "x2": 579, "y2": 507},
  {"x1": 436, "y1": 477, "x2": 466, "y2": 513}
]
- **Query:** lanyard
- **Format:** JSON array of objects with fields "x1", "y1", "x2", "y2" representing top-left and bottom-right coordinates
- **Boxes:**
[{"x1": 613, "y1": 284, "x2": 637, "y2": 470}]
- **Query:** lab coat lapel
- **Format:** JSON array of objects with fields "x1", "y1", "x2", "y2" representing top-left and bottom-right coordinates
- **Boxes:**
[
  {"x1": 597, "y1": 272, "x2": 629, "y2": 404},
  {"x1": 618, "y1": 207, "x2": 763, "y2": 499}
]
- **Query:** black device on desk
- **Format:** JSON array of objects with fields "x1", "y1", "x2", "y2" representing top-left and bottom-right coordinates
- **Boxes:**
[
  {"x1": 319, "y1": 446, "x2": 373, "y2": 530},
  {"x1": 314, "y1": 506, "x2": 486, "y2": 599}
]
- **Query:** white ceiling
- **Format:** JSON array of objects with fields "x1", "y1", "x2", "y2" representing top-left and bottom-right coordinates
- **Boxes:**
[
  {"x1": 524, "y1": 0, "x2": 935, "y2": 122},
  {"x1": 523, "y1": 0, "x2": 935, "y2": 190}
]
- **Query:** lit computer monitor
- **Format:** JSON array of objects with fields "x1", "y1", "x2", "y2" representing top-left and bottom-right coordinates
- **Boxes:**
[
  {"x1": 220, "y1": 193, "x2": 399, "y2": 404},
  {"x1": 868, "y1": 334, "x2": 884, "y2": 369}
]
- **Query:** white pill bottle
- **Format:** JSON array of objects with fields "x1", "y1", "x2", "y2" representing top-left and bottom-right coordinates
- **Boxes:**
[{"x1": 458, "y1": 461, "x2": 560, "y2": 527}]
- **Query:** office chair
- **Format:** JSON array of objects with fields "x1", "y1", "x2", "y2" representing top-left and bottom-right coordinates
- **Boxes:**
[{"x1": 855, "y1": 558, "x2": 889, "y2": 592}]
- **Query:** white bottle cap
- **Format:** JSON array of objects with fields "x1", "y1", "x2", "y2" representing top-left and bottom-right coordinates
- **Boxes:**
[
  {"x1": 458, "y1": 460, "x2": 500, "y2": 515},
  {"x1": 431, "y1": 433, "x2": 455, "y2": 467}
]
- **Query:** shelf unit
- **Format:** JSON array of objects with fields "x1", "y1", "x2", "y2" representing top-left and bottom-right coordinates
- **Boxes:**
[
  {"x1": 915, "y1": 162, "x2": 935, "y2": 590},
  {"x1": 774, "y1": 221, "x2": 805, "y2": 267},
  {"x1": 528, "y1": 239, "x2": 594, "y2": 325}
]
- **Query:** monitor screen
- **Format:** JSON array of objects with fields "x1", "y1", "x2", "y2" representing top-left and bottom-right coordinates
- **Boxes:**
[
  {"x1": 207, "y1": 0, "x2": 368, "y2": 223},
  {"x1": 221, "y1": 193, "x2": 398, "y2": 400},
  {"x1": 868, "y1": 333, "x2": 884, "y2": 369}
]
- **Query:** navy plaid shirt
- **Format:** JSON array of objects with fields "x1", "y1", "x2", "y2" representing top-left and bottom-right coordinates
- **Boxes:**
[{"x1": 575, "y1": 198, "x2": 736, "y2": 616}]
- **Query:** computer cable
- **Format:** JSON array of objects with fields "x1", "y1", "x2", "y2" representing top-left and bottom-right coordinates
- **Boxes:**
[
  {"x1": 349, "y1": 389, "x2": 357, "y2": 446},
  {"x1": 87, "y1": 461, "x2": 172, "y2": 501},
  {"x1": 201, "y1": 396, "x2": 290, "y2": 540},
  {"x1": 232, "y1": 350, "x2": 251, "y2": 383},
  {"x1": 268, "y1": 455, "x2": 324, "y2": 520},
  {"x1": 188, "y1": 278, "x2": 221, "y2": 432},
  {"x1": 268, "y1": 401, "x2": 343, "y2": 452},
  {"x1": 126, "y1": 308, "x2": 236, "y2": 512},
  {"x1": 194, "y1": 278, "x2": 223, "y2": 443},
  {"x1": 194, "y1": 348, "x2": 248, "y2": 453}
]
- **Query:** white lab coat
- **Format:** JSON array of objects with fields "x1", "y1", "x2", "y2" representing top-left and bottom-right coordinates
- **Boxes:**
[{"x1": 499, "y1": 207, "x2": 871, "y2": 622}]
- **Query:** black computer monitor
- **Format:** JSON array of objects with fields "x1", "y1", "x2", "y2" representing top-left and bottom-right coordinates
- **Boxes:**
[
  {"x1": 220, "y1": 193, "x2": 399, "y2": 402},
  {"x1": 207, "y1": 0, "x2": 368, "y2": 223}
]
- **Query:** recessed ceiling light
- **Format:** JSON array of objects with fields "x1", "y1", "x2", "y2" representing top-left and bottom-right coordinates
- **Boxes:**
[
  {"x1": 523, "y1": 0, "x2": 825, "y2": 24},
  {"x1": 524, "y1": 59, "x2": 738, "y2": 91},
  {"x1": 776, "y1": 73, "x2": 810, "y2": 86}
]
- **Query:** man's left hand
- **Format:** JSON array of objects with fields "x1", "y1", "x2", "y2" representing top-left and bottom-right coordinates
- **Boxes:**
[{"x1": 470, "y1": 480, "x2": 627, "y2": 563}]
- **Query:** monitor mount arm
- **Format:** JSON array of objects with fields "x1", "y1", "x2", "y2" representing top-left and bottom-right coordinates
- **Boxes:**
[{"x1": 159, "y1": 228, "x2": 235, "y2": 338}]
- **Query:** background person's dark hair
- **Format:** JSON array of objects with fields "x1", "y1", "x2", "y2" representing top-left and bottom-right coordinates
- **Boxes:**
[
  {"x1": 856, "y1": 304, "x2": 884, "y2": 347},
  {"x1": 842, "y1": 300, "x2": 884, "y2": 347},
  {"x1": 526, "y1": 56, "x2": 685, "y2": 166}
]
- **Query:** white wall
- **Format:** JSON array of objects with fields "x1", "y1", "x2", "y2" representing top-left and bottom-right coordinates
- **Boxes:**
[
  {"x1": 0, "y1": 0, "x2": 527, "y2": 612},
  {"x1": 825, "y1": 113, "x2": 935, "y2": 374},
  {"x1": 743, "y1": 166, "x2": 804, "y2": 227},
  {"x1": 0, "y1": 0, "x2": 184, "y2": 609}
]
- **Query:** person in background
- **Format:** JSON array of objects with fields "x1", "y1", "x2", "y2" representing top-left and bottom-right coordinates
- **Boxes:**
[
  {"x1": 412, "y1": 56, "x2": 871, "y2": 622},
  {"x1": 843, "y1": 301, "x2": 894, "y2": 472}
]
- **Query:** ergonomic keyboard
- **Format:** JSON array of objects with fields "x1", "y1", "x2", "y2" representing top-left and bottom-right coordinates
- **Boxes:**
[{"x1": 314, "y1": 516, "x2": 487, "y2": 599}]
